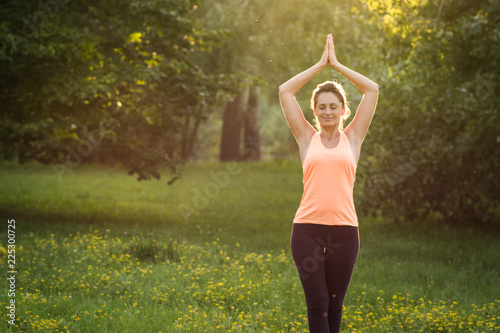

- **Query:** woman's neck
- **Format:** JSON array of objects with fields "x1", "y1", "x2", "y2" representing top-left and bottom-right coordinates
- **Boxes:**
[{"x1": 320, "y1": 126, "x2": 341, "y2": 140}]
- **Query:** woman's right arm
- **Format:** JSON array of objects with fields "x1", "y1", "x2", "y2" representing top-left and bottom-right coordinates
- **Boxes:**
[{"x1": 278, "y1": 38, "x2": 328, "y2": 152}]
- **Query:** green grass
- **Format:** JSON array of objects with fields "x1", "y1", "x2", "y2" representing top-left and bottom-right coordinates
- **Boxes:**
[{"x1": 0, "y1": 161, "x2": 499, "y2": 332}]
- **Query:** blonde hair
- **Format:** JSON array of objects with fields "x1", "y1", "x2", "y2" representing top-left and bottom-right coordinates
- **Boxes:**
[{"x1": 311, "y1": 80, "x2": 350, "y2": 131}]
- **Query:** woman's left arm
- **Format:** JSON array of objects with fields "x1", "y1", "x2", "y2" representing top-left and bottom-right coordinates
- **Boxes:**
[{"x1": 327, "y1": 34, "x2": 379, "y2": 151}]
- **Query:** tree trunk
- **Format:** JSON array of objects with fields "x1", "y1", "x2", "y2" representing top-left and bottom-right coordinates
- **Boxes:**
[
  {"x1": 243, "y1": 85, "x2": 261, "y2": 160},
  {"x1": 181, "y1": 114, "x2": 203, "y2": 161},
  {"x1": 219, "y1": 86, "x2": 249, "y2": 161}
]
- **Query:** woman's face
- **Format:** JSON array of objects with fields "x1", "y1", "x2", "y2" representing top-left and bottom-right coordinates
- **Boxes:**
[{"x1": 314, "y1": 92, "x2": 345, "y2": 128}]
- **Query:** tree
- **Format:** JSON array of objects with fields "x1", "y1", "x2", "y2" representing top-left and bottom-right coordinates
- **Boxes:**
[
  {"x1": 0, "y1": 0, "x2": 237, "y2": 181},
  {"x1": 244, "y1": 85, "x2": 261, "y2": 160},
  {"x1": 195, "y1": 0, "x2": 370, "y2": 161},
  {"x1": 356, "y1": 0, "x2": 500, "y2": 225},
  {"x1": 219, "y1": 85, "x2": 249, "y2": 161}
]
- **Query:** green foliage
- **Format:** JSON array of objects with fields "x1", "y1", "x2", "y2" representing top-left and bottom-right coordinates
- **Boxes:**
[
  {"x1": 1, "y1": 0, "x2": 498, "y2": 225},
  {"x1": 195, "y1": 0, "x2": 371, "y2": 93},
  {"x1": 194, "y1": 0, "x2": 500, "y2": 226},
  {"x1": 0, "y1": 0, "x2": 239, "y2": 181},
  {"x1": 357, "y1": 0, "x2": 500, "y2": 225},
  {"x1": 193, "y1": 0, "x2": 377, "y2": 160}
]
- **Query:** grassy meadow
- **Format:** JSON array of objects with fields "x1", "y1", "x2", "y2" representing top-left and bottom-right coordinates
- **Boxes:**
[{"x1": 0, "y1": 161, "x2": 499, "y2": 332}]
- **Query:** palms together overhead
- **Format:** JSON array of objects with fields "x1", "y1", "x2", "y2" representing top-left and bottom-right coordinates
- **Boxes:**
[
  {"x1": 279, "y1": 33, "x2": 379, "y2": 163},
  {"x1": 327, "y1": 34, "x2": 340, "y2": 67},
  {"x1": 318, "y1": 34, "x2": 340, "y2": 68}
]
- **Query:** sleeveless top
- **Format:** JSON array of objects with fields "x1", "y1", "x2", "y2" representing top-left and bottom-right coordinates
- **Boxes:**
[{"x1": 293, "y1": 131, "x2": 358, "y2": 227}]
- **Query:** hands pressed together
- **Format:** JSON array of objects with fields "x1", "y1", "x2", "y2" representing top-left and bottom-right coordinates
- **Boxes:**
[{"x1": 318, "y1": 34, "x2": 340, "y2": 69}]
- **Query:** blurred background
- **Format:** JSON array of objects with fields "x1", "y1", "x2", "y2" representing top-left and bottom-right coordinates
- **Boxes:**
[
  {"x1": 1, "y1": 1, "x2": 499, "y2": 332},
  {"x1": 1, "y1": 0, "x2": 499, "y2": 225}
]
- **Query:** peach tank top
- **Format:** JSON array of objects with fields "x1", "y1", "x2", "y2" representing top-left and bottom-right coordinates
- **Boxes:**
[{"x1": 293, "y1": 131, "x2": 358, "y2": 227}]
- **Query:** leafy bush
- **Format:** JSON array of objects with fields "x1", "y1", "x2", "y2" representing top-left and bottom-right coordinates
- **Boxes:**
[{"x1": 357, "y1": 0, "x2": 500, "y2": 225}]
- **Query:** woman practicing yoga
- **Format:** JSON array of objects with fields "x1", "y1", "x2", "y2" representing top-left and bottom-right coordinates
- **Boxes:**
[{"x1": 279, "y1": 34, "x2": 379, "y2": 332}]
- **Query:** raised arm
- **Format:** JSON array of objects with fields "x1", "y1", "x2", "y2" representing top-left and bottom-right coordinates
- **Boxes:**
[
  {"x1": 279, "y1": 39, "x2": 329, "y2": 160},
  {"x1": 327, "y1": 34, "x2": 379, "y2": 155}
]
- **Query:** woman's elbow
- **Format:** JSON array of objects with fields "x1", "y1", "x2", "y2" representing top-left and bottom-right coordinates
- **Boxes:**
[
  {"x1": 366, "y1": 83, "x2": 379, "y2": 96},
  {"x1": 278, "y1": 84, "x2": 294, "y2": 98}
]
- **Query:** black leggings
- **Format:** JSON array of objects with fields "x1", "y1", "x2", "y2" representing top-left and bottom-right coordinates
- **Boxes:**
[{"x1": 290, "y1": 223, "x2": 359, "y2": 333}]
